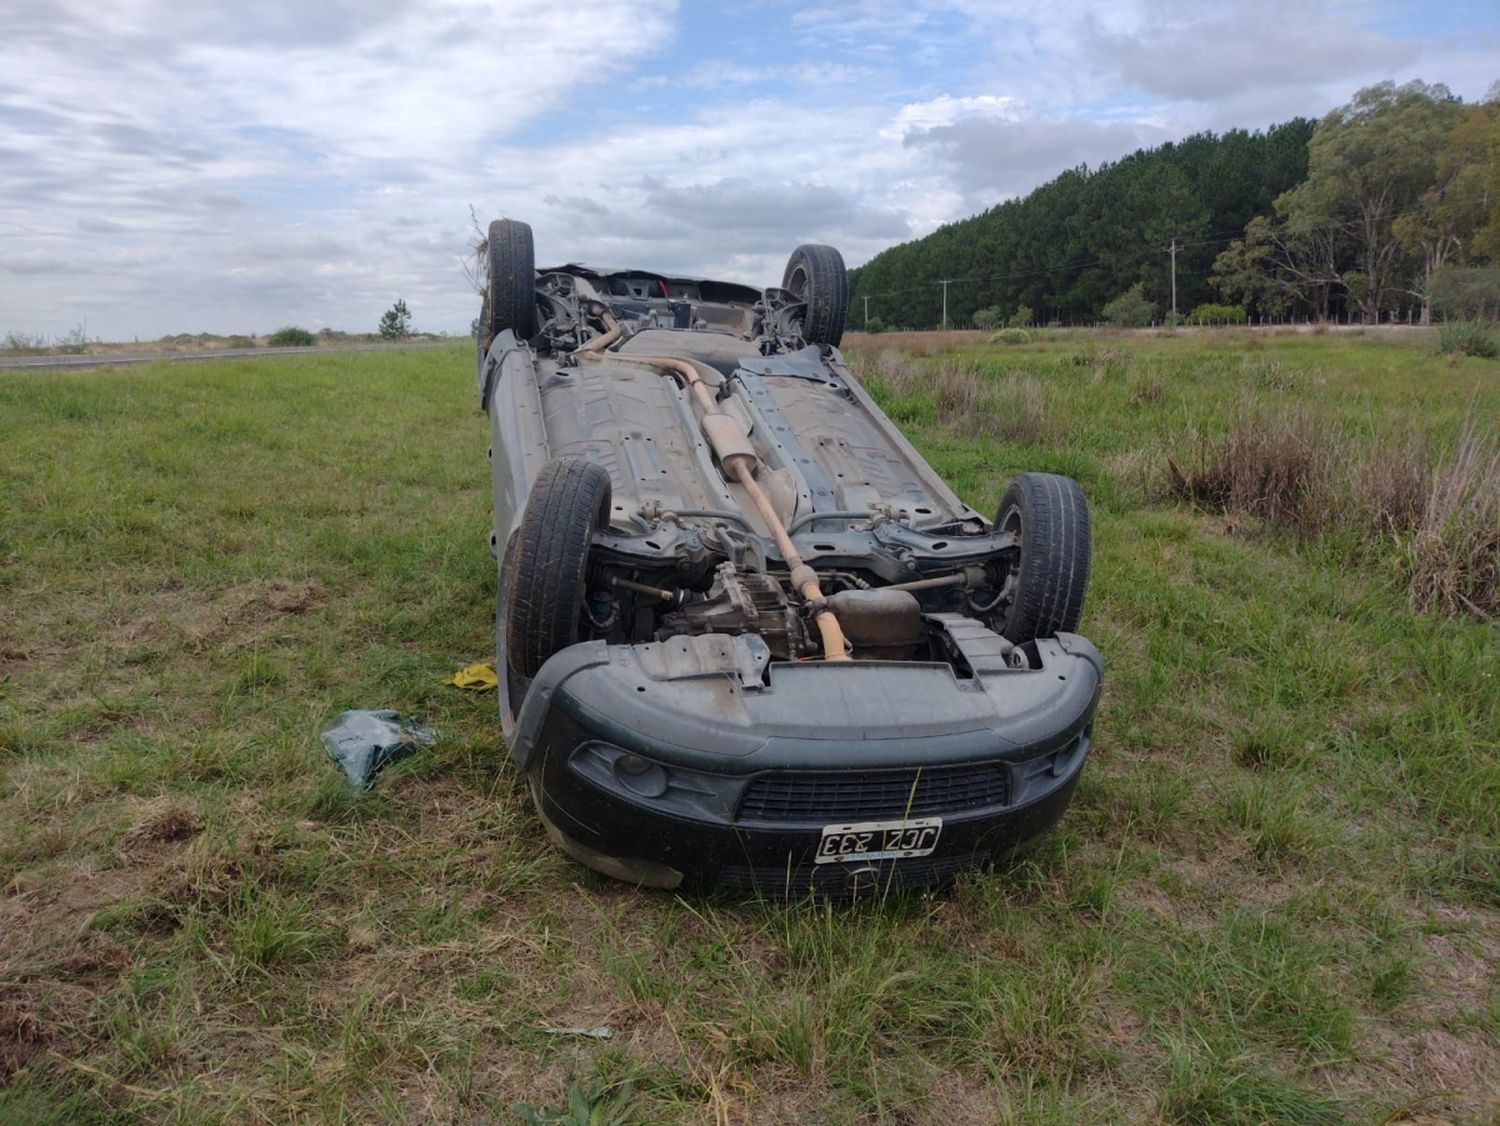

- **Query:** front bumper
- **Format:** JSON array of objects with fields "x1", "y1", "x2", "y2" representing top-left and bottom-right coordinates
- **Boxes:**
[{"x1": 509, "y1": 632, "x2": 1102, "y2": 896}]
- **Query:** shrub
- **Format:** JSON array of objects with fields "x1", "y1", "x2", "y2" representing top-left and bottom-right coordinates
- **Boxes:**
[
  {"x1": 864, "y1": 316, "x2": 887, "y2": 334},
  {"x1": 1436, "y1": 321, "x2": 1498, "y2": 359},
  {"x1": 2, "y1": 331, "x2": 47, "y2": 355},
  {"x1": 1007, "y1": 306, "x2": 1035, "y2": 329},
  {"x1": 56, "y1": 324, "x2": 88, "y2": 354},
  {"x1": 227, "y1": 336, "x2": 255, "y2": 349},
  {"x1": 1190, "y1": 303, "x2": 1247, "y2": 325},
  {"x1": 1102, "y1": 283, "x2": 1156, "y2": 328},
  {"x1": 267, "y1": 326, "x2": 315, "y2": 347},
  {"x1": 972, "y1": 306, "x2": 1004, "y2": 331},
  {"x1": 989, "y1": 328, "x2": 1031, "y2": 345}
]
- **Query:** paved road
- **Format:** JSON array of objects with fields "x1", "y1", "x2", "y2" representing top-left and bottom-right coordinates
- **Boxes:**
[{"x1": 0, "y1": 341, "x2": 455, "y2": 372}]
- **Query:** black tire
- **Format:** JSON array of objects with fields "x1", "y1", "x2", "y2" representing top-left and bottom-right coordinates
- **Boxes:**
[
  {"x1": 994, "y1": 472, "x2": 1091, "y2": 643},
  {"x1": 782, "y1": 244, "x2": 848, "y2": 347},
  {"x1": 504, "y1": 457, "x2": 612, "y2": 678},
  {"x1": 487, "y1": 218, "x2": 537, "y2": 341}
]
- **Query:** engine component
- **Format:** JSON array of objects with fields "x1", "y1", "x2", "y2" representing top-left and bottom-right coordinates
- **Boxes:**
[
  {"x1": 825, "y1": 589, "x2": 924, "y2": 660},
  {"x1": 657, "y1": 562, "x2": 808, "y2": 659}
]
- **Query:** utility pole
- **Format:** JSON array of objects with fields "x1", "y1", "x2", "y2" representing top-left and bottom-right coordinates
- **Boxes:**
[
  {"x1": 939, "y1": 279, "x2": 952, "y2": 331},
  {"x1": 1169, "y1": 239, "x2": 1178, "y2": 323},
  {"x1": 863, "y1": 295, "x2": 869, "y2": 331}
]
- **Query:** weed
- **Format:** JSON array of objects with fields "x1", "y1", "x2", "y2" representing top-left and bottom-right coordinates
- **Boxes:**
[
  {"x1": 1222, "y1": 780, "x2": 1324, "y2": 868},
  {"x1": 220, "y1": 882, "x2": 332, "y2": 975},
  {"x1": 1158, "y1": 1033, "x2": 1346, "y2": 1124},
  {"x1": 514, "y1": 1079, "x2": 637, "y2": 1125},
  {"x1": 1242, "y1": 355, "x2": 1302, "y2": 391},
  {"x1": 1130, "y1": 376, "x2": 1165, "y2": 406}
]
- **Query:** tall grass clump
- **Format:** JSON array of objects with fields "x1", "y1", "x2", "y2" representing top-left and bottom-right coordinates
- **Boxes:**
[
  {"x1": 1436, "y1": 320, "x2": 1498, "y2": 359},
  {"x1": 1406, "y1": 425, "x2": 1500, "y2": 617},
  {"x1": 1167, "y1": 408, "x2": 1498, "y2": 618},
  {"x1": 1165, "y1": 407, "x2": 1329, "y2": 531}
]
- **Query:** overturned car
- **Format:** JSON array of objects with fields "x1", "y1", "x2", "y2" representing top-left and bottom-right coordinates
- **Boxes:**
[{"x1": 477, "y1": 218, "x2": 1101, "y2": 896}]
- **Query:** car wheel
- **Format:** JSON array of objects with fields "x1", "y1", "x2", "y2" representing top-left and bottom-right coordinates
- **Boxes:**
[
  {"x1": 993, "y1": 472, "x2": 1091, "y2": 643},
  {"x1": 487, "y1": 218, "x2": 537, "y2": 341},
  {"x1": 505, "y1": 457, "x2": 612, "y2": 678},
  {"x1": 782, "y1": 243, "x2": 848, "y2": 347}
]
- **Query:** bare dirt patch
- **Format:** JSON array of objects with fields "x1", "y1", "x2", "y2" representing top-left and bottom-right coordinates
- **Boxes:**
[{"x1": 264, "y1": 578, "x2": 326, "y2": 615}]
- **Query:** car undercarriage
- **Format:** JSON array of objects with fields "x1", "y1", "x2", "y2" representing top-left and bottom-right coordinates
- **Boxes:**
[{"x1": 478, "y1": 219, "x2": 1101, "y2": 895}]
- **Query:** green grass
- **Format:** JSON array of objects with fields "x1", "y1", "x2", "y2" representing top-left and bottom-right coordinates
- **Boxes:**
[{"x1": 1, "y1": 332, "x2": 1497, "y2": 1120}]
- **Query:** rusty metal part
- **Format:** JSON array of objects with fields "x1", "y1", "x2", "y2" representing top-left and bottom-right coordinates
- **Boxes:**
[
  {"x1": 579, "y1": 349, "x2": 851, "y2": 660},
  {"x1": 608, "y1": 576, "x2": 675, "y2": 602},
  {"x1": 884, "y1": 565, "x2": 989, "y2": 593},
  {"x1": 826, "y1": 589, "x2": 924, "y2": 659},
  {"x1": 574, "y1": 307, "x2": 623, "y2": 354}
]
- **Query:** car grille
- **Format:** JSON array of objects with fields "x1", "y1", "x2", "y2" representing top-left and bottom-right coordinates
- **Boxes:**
[{"x1": 737, "y1": 764, "x2": 1010, "y2": 823}]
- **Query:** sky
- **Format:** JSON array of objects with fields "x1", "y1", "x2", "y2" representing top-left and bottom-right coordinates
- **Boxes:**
[{"x1": 2, "y1": 1, "x2": 1497, "y2": 341}]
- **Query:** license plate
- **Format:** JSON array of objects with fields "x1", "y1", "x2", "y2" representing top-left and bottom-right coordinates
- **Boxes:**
[{"x1": 814, "y1": 817, "x2": 943, "y2": 864}]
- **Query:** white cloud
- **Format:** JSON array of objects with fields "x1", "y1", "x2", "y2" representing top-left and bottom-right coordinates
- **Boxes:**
[
  {"x1": 882, "y1": 94, "x2": 1024, "y2": 139},
  {"x1": 0, "y1": 0, "x2": 1493, "y2": 338},
  {"x1": 1080, "y1": 1, "x2": 1416, "y2": 103}
]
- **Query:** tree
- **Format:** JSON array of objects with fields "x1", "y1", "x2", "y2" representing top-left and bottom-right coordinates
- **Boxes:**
[
  {"x1": 379, "y1": 299, "x2": 413, "y2": 340},
  {"x1": 1213, "y1": 212, "x2": 1343, "y2": 320},
  {"x1": 1101, "y1": 283, "x2": 1155, "y2": 327},
  {"x1": 1465, "y1": 88, "x2": 1500, "y2": 260},
  {"x1": 846, "y1": 120, "x2": 1312, "y2": 327},
  {"x1": 1431, "y1": 264, "x2": 1500, "y2": 321},
  {"x1": 1391, "y1": 93, "x2": 1500, "y2": 322},
  {"x1": 1280, "y1": 81, "x2": 1460, "y2": 323}
]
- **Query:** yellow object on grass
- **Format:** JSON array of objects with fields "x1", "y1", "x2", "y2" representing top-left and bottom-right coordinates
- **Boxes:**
[{"x1": 446, "y1": 662, "x2": 497, "y2": 691}]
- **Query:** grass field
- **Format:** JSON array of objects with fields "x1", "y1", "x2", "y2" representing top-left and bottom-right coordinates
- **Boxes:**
[{"x1": 1, "y1": 329, "x2": 1496, "y2": 1122}]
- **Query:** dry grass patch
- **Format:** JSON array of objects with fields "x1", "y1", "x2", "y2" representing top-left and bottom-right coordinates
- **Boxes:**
[
  {"x1": 850, "y1": 352, "x2": 1054, "y2": 446},
  {"x1": 1167, "y1": 407, "x2": 1499, "y2": 618}
]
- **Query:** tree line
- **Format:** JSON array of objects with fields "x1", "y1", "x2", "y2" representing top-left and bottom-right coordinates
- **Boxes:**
[{"x1": 847, "y1": 80, "x2": 1500, "y2": 329}]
